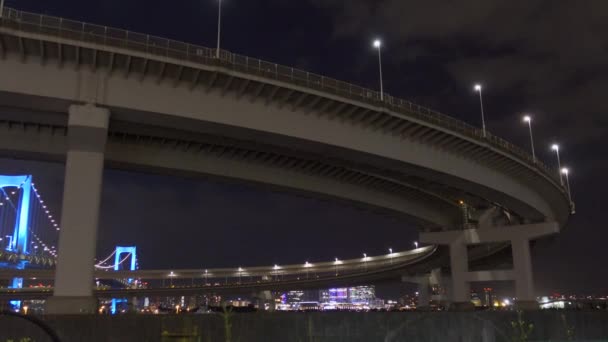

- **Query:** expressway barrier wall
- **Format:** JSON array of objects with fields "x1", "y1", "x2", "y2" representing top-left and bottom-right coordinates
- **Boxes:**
[{"x1": 1, "y1": 311, "x2": 607, "y2": 341}]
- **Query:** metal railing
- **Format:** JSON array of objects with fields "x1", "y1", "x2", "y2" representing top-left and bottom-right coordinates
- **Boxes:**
[{"x1": 0, "y1": 7, "x2": 564, "y2": 190}]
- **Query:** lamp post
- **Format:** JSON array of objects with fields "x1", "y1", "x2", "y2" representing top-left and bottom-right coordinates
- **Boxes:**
[
  {"x1": 474, "y1": 84, "x2": 487, "y2": 137},
  {"x1": 552, "y1": 144, "x2": 564, "y2": 185},
  {"x1": 561, "y1": 168, "x2": 572, "y2": 204},
  {"x1": 334, "y1": 258, "x2": 339, "y2": 276},
  {"x1": 523, "y1": 115, "x2": 536, "y2": 160},
  {"x1": 388, "y1": 248, "x2": 393, "y2": 264},
  {"x1": 414, "y1": 241, "x2": 419, "y2": 249},
  {"x1": 216, "y1": 0, "x2": 222, "y2": 59},
  {"x1": 373, "y1": 39, "x2": 384, "y2": 101}
]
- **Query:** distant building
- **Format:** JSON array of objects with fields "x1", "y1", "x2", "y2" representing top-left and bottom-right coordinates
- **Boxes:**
[
  {"x1": 282, "y1": 290, "x2": 318, "y2": 305},
  {"x1": 348, "y1": 286, "x2": 376, "y2": 304},
  {"x1": 319, "y1": 286, "x2": 376, "y2": 304}
]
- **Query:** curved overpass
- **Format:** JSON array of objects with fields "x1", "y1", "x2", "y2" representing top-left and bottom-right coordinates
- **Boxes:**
[
  {"x1": 0, "y1": 8, "x2": 571, "y2": 232},
  {"x1": 0, "y1": 247, "x2": 440, "y2": 300}
]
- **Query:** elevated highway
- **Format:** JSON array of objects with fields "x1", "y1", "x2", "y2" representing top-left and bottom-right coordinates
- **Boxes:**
[
  {"x1": 0, "y1": 8, "x2": 570, "y2": 229},
  {"x1": 0, "y1": 247, "x2": 440, "y2": 300},
  {"x1": 0, "y1": 8, "x2": 572, "y2": 312}
]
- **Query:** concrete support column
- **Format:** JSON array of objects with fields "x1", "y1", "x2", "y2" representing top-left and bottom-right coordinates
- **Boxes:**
[
  {"x1": 448, "y1": 241, "x2": 473, "y2": 310},
  {"x1": 512, "y1": 238, "x2": 538, "y2": 309},
  {"x1": 417, "y1": 278, "x2": 430, "y2": 309},
  {"x1": 46, "y1": 104, "x2": 109, "y2": 314}
]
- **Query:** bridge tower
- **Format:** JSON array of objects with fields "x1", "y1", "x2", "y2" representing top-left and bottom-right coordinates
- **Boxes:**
[
  {"x1": 110, "y1": 246, "x2": 137, "y2": 314},
  {"x1": 0, "y1": 175, "x2": 32, "y2": 254},
  {"x1": 0, "y1": 175, "x2": 33, "y2": 309}
]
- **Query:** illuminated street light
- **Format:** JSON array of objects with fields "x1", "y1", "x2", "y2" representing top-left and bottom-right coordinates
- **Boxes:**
[
  {"x1": 388, "y1": 248, "x2": 393, "y2": 254},
  {"x1": 551, "y1": 144, "x2": 564, "y2": 185},
  {"x1": 523, "y1": 115, "x2": 536, "y2": 160},
  {"x1": 414, "y1": 241, "x2": 419, "y2": 249},
  {"x1": 474, "y1": 84, "x2": 487, "y2": 137},
  {"x1": 561, "y1": 168, "x2": 573, "y2": 204},
  {"x1": 372, "y1": 39, "x2": 384, "y2": 101},
  {"x1": 334, "y1": 258, "x2": 341, "y2": 276},
  {"x1": 216, "y1": 0, "x2": 223, "y2": 58}
]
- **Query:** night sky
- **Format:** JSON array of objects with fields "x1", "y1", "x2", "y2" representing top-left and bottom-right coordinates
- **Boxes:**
[{"x1": 1, "y1": 0, "x2": 607, "y2": 297}]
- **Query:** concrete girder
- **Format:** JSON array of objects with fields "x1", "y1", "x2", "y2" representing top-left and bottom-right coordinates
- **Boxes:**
[
  {"x1": 220, "y1": 75, "x2": 234, "y2": 96},
  {"x1": 39, "y1": 39, "x2": 45, "y2": 65},
  {"x1": 156, "y1": 62, "x2": 166, "y2": 84},
  {"x1": 235, "y1": 79, "x2": 250, "y2": 99},
  {"x1": 371, "y1": 115, "x2": 396, "y2": 132},
  {"x1": 360, "y1": 111, "x2": 382, "y2": 126},
  {"x1": 384, "y1": 118, "x2": 407, "y2": 134},
  {"x1": 205, "y1": 72, "x2": 218, "y2": 92},
  {"x1": 124, "y1": 55, "x2": 132, "y2": 78},
  {"x1": 315, "y1": 99, "x2": 334, "y2": 116},
  {"x1": 290, "y1": 92, "x2": 309, "y2": 112},
  {"x1": 189, "y1": 69, "x2": 201, "y2": 91},
  {"x1": 107, "y1": 51, "x2": 114, "y2": 74},
  {"x1": 327, "y1": 102, "x2": 347, "y2": 120},
  {"x1": 173, "y1": 65, "x2": 185, "y2": 88},
  {"x1": 350, "y1": 108, "x2": 370, "y2": 122},
  {"x1": 139, "y1": 59, "x2": 149, "y2": 82},
  {"x1": 0, "y1": 35, "x2": 5, "y2": 59},
  {"x1": 250, "y1": 83, "x2": 265, "y2": 103},
  {"x1": 303, "y1": 96, "x2": 323, "y2": 114},
  {"x1": 278, "y1": 89, "x2": 295, "y2": 109},
  {"x1": 74, "y1": 46, "x2": 80, "y2": 70},
  {"x1": 338, "y1": 105, "x2": 359, "y2": 123},
  {"x1": 17, "y1": 35, "x2": 25, "y2": 61},
  {"x1": 265, "y1": 86, "x2": 280, "y2": 106},
  {"x1": 91, "y1": 48, "x2": 97, "y2": 71}
]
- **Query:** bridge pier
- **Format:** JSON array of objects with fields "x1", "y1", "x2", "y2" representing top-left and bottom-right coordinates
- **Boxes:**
[
  {"x1": 420, "y1": 222, "x2": 559, "y2": 311},
  {"x1": 46, "y1": 104, "x2": 109, "y2": 314},
  {"x1": 401, "y1": 274, "x2": 431, "y2": 310}
]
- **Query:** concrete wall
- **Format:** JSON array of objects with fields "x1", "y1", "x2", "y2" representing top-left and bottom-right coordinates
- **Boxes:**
[{"x1": 1, "y1": 311, "x2": 607, "y2": 342}]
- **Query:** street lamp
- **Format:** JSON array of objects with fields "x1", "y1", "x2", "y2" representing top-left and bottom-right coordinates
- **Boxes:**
[
  {"x1": 304, "y1": 261, "x2": 311, "y2": 279},
  {"x1": 372, "y1": 39, "x2": 384, "y2": 101},
  {"x1": 523, "y1": 115, "x2": 536, "y2": 160},
  {"x1": 216, "y1": 0, "x2": 223, "y2": 58},
  {"x1": 388, "y1": 248, "x2": 393, "y2": 264},
  {"x1": 561, "y1": 168, "x2": 573, "y2": 204},
  {"x1": 414, "y1": 241, "x2": 419, "y2": 249},
  {"x1": 474, "y1": 84, "x2": 487, "y2": 137},
  {"x1": 334, "y1": 258, "x2": 340, "y2": 276},
  {"x1": 551, "y1": 144, "x2": 564, "y2": 185}
]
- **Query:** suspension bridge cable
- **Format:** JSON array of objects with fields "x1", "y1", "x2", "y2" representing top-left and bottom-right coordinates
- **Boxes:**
[
  {"x1": 95, "y1": 253, "x2": 132, "y2": 269},
  {"x1": 95, "y1": 249, "x2": 118, "y2": 266}
]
